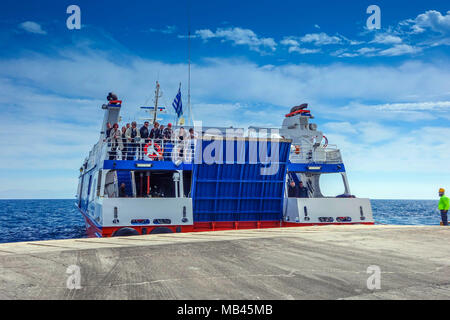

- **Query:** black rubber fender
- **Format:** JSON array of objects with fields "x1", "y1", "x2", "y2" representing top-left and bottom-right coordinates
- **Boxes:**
[
  {"x1": 150, "y1": 227, "x2": 173, "y2": 234},
  {"x1": 112, "y1": 227, "x2": 140, "y2": 237}
]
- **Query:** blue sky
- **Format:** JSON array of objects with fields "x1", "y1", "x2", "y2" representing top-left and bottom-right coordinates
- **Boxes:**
[{"x1": 0, "y1": 0, "x2": 449, "y2": 199}]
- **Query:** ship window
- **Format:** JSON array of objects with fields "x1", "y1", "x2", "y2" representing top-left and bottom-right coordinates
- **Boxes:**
[
  {"x1": 104, "y1": 171, "x2": 116, "y2": 198},
  {"x1": 319, "y1": 173, "x2": 345, "y2": 197},
  {"x1": 87, "y1": 174, "x2": 93, "y2": 199},
  {"x1": 183, "y1": 170, "x2": 192, "y2": 197},
  {"x1": 90, "y1": 174, "x2": 97, "y2": 202},
  {"x1": 134, "y1": 171, "x2": 176, "y2": 198},
  {"x1": 96, "y1": 171, "x2": 102, "y2": 196}
]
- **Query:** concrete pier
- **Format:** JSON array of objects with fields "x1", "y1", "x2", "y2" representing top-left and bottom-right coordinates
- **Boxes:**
[{"x1": 0, "y1": 225, "x2": 449, "y2": 300}]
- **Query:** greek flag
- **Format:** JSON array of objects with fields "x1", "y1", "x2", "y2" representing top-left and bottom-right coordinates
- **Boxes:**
[{"x1": 172, "y1": 88, "x2": 183, "y2": 118}]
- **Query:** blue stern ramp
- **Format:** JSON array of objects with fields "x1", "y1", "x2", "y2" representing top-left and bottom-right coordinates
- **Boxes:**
[{"x1": 192, "y1": 137, "x2": 291, "y2": 224}]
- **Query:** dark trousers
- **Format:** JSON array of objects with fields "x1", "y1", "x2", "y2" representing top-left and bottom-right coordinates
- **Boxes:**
[{"x1": 441, "y1": 210, "x2": 448, "y2": 226}]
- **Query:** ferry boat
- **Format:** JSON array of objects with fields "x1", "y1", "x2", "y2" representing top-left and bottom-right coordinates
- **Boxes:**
[{"x1": 76, "y1": 88, "x2": 374, "y2": 237}]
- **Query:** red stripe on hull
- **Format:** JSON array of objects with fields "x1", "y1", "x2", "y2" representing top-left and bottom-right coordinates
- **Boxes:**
[
  {"x1": 282, "y1": 221, "x2": 375, "y2": 227},
  {"x1": 80, "y1": 209, "x2": 103, "y2": 237},
  {"x1": 82, "y1": 218, "x2": 374, "y2": 238}
]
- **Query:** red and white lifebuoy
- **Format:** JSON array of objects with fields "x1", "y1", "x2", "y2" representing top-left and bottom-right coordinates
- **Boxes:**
[
  {"x1": 322, "y1": 135, "x2": 328, "y2": 148},
  {"x1": 143, "y1": 141, "x2": 163, "y2": 160}
]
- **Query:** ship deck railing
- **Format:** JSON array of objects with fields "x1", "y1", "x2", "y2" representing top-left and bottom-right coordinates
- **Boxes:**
[
  {"x1": 289, "y1": 145, "x2": 343, "y2": 164},
  {"x1": 103, "y1": 137, "x2": 343, "y2": 164},
  {"x1": 105, "y1": 138, "x2": 197, "y2": 163}
]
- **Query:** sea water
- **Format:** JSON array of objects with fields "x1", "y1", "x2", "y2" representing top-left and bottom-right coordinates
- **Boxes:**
[{"x1": 0, "y1": 199, "x2": 441, "y2": 244}]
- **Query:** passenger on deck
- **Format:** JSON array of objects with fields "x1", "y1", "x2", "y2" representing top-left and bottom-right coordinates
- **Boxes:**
[
  {"x1": 159, "y1": 125, "x2": 165, "y2": 138},
  {"x1": 125, "y1": 121, "x2": 140, "y2": 160},
  {"x1": 298, "y1": 181, "x2": 309, "y2": 198},
  {"x1": 188, "y1": 128, "x2": 198, "y2": 139},
  {"x1": 150, "y1": 122, "x2": 163, "y2": 148},
  {"x1": 163, "y1": 123, "x2": 173, "y2": 141},
  {"x1": 139, "y1": 121, "x2": 151, "y2": 159},
  {"x1": 176, "y1": 126, "x2": 187, "y2": 140},
  {"x1": 140, "y1": 121, "x2": 150, "y2": 142},
  {"x1": 109, "y1": 123, "x2": 123, "y2": 160},
  {"x1": 121, "y1": 126, "x2": 127, "y2": 160},
  {"x1": 119, "y1": 183, "x2": 127, "y2": 198},
  {"x1": 187, "y1": 128, "x2": 198, "y2": 161},
  {"x1": 150, "y1": 122, "x2": 161, "y2": 139},
  {"x1": 105, "y1": 122, "x2": 112, "y2": 141},
  {"x1": 176, "y1": 127, "x2": 188, "y2": 158},
  {"x1": 288, "y1": 180, "x2": 299, "y2": 198}
]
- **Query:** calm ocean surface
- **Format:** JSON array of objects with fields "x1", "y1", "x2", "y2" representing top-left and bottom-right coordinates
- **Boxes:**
[{"x1": 0, "y1": 199, "x2": 441, "y2": 244}]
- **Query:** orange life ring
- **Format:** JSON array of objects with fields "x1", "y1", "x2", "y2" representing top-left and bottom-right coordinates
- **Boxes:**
[
  {"x1": 294, "y1": 145, "x2": 301, "y2": 154},
  {"x1": 144, "y1": 141, "x2": 162, "y2": 159}
]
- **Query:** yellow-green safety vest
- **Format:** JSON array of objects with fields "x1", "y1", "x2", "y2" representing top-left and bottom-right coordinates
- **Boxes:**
[{"x1": 439, "y1": 195, "x2": 450, "y2": 211}]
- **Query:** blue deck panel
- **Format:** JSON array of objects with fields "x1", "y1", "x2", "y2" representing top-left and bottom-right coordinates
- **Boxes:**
[
  {"x1": 103, "y1": 160, "x2": 192, "y2": 171},
  {"x1": 192, "y1": 139, "x2": 291, "y2": 222},
  {"x1": 287, "y1": 162, "x2": 345, "y2": 173}
]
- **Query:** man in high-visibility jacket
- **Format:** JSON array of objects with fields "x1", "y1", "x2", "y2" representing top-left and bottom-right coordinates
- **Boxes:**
[{"x1": 438, "y1": 188, "x2": 449, "y2": 226}]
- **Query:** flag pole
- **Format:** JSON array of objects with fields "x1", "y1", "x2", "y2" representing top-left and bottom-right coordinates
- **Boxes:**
[
  {"x1": 177, "y1": 82, "x2": 181, "y2": 125},
  {"x1": 187, "y1": 0, "x2": 192, "y2": 126}
]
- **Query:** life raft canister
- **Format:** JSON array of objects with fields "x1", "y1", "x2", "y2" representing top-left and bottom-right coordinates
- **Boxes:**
[{"x1": 144, "y1": 141, "x2": 163, "y2": 160}]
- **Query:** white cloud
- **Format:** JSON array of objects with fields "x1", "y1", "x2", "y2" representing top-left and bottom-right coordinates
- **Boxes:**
[
  {"x1": 322, "y1": 122, "x2": 357, "y2": 134},
  {"x1": 149, "y1": 25, "x2": 177, "y2": 34},
  {"x1": 374, "y1": 101, "x2": 450, "y2": 112},
  {"x1": 324, "y1": 99, "x2": 450, "y2": 123},
  {"x1": 378, "y1": 44, "x2": 421, "y2": 56},
  {"x1": 1, "y1": 48, "x2": 450, "y2": 197},
  {"x1": 299, "y1": 32, "x2": 342, "y2": 45},
  {"x1": 280, "y1": 38, "x2": 299, "y2": 47},
  {"x1": 280, "y1": 38, "x2": 320, "y2": 54},
  {"x1": 2, "y1": 53, "x2": 449, "y2": 113},
  {"x1": 337, "y1": 52, "x2": 359, "y2": 58},
  {"x1": 358, "y1": 122, "x2": 398, "y2": 143},
  {"x1": 194, "y1": 27, "x2": 276, "y2": 53},
  {"x1": 357, "y1": 47, "x2": 378, "y2": 55},
  {"x1": 194, "y1": 29, "x2": 215, "y2": 39},
  {"x1": 405, "y1": 10, "x2": 450, "y2": 34},
  {"x1": 282, "y1": 33, "x2": 361, "y2": 55},
  {"x1": 325, "y1": 124, "x2": 450, "y2": 175},
  {"x1": 335, "y1": 44, "x2": 421, "y2": 58},
  {"x1": 289, "y1": 47, "x2": 321, "y2": 54},
  {"x1": 370, "y1": 34, "x2": 403, "y2": 44},
  {"x1": 18, "y1": 21, "x2": 47, "y2": 35}
]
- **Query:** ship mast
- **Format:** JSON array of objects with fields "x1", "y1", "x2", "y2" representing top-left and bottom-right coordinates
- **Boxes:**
[
  {"x1": 188, "y1": 31, "x2": 191, "y2": 126},
  {"x1": 187, "y1": 0, "x2": 192, "y2": 126},
  {"x1": 152, "y1": 81, "x2": 162, "y2": 124}
]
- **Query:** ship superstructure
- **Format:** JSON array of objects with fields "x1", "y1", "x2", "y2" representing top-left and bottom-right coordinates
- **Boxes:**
[{"x1": 76, "y1": 96, "x2": 373, "y2": 237}]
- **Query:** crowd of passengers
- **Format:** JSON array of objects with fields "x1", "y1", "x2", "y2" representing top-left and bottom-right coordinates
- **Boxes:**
[{"x1": 105, "y1": 121, "x2": 198, "y2": 160}]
